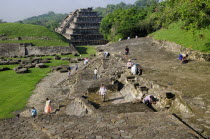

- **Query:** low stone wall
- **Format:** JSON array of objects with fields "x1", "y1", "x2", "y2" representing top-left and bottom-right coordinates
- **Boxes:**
[
  {"x1": 152, "y1": 39, "x2": 210, "y2": 61},
  {"x1": 26, "y1": 45, "x2": 77, "y2": 56},
  {"x1": 0, "y1": 43, "x2": 26, "y2": 57},
  {"x1": 0, "y1": 43, "x2": 78, "y2": 57}
]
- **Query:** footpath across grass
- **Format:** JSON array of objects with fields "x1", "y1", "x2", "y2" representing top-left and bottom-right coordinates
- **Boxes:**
[
  {"x1": 0, "y1": 45, "x2": 96, "y2": 119},
  {"x1": 150, "y1": 22, "x2": 210, "y2": 53}
]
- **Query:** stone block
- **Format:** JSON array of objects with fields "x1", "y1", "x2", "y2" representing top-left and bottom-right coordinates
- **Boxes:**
[
  {"x1": 36, "y1": 63, "x2": 47, "y2": 68},
  {"x1": 70, "y1": 59, "x2": 78, "y2": 63},
  {"x1": 0, "y1": 61, "x2": 9, "y2": 65},
  {"x1": 61, "y1": 57, "x2": 71, "y2": 60},
  {"x1": 13, "y1": 66, "x2": 22, "y2": 71},
  {"x1": 15, "y1": 68, "x2": 28, "y2": 74},
  {"x1": 40, "y1": 59, "x2": 50, "y2": 63},
  {"x1": 54, "y1": 55, "x2": 61, "y2": 60},
  {"x1": 22, "y1": 63, "x2": 35, "y2": 68},
  {"x1": 60, "y1": 69, "x2": 68, "y2": 73},
  {"x1": 0, "y1": 67, "x2": 10, "y2": 71},
  {"x1": 8, "y1": 61, "x2": 19, "y2": 65}
]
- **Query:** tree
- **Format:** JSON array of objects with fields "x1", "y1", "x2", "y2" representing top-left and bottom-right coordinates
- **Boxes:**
[{"x1": 0, "y1": 19, "x2": 6, "y2": 24}]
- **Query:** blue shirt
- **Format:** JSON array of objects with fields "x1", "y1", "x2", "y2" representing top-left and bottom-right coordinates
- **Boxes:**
[
  {"x1": 31, "y1": 109, "x2": 37, "y2": 116},
  {"x1": 178, "y1": 54, "x2": 183, "y2": 60}
]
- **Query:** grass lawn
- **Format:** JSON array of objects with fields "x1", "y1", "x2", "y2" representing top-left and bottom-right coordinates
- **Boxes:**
[
  {"x1": 0, "y1": 23, "x2": 69, "y2": 46},
  {"x1": 150, "y1": 22, "x2": 210, "y2": 53},
  {"x1": 0, "y1": 45, "x2": 96, "y2": 119},
  {"x1": 0, "y1": 40, "x2": 69, "y2": 46}
]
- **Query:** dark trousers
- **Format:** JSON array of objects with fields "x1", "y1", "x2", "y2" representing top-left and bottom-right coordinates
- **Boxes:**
[
  {"x1": 102, "y1": 95, "x2": 105, "y2": 102},
  {"x1": 94, "y1": 74, "x2": 97, "y2": 79}
]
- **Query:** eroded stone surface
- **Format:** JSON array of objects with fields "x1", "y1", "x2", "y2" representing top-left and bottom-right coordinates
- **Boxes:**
[{"x1": 1, "y1": 38, "x2": 209, "y2": 138}]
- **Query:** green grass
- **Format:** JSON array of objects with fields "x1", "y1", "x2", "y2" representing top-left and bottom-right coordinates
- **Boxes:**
[
  {"x1": 0, "y1": 65, "x2": 50, "y2": 119},
  {"x1": 0, "y1": 45, "x2": 96, "y2": 119},
  {"x1": 150, "y1": 22, "x2": 210, "y2": 53},
  {"x1": 76, "y1": 45, "x2": 97, "y2": 57},
  {"x1": 0, "y1": 23, "x2": 69, "y2": 46},
  {"x1": 0, "y1": 40, "x2": 69, "y2": 46}
]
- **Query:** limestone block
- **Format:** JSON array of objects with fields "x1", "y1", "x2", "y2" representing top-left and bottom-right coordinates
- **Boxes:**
[
  {"x1": 61, "y1": 57, "x2": 70, "y2": 60},
  {"x1": 0, "y1": 61, "x2": 9, "y2": 65},
  {"x1": 15, "y1": 68, "x2": 28, "y2": 74},
  {"x1": 13, "y1": 66, "x2": 22, "y2": 71},
  {"x1": 54, "y1": 55, "x2": 61, "y2": 60},
  {"x1": 0, "y1": 67, "x2": 10, "y2": 72},
  {"x1": 35, "y1": 63, "x2": 47, "y2": 68},
  {"x1": 40, "y1": 59, "x2": 50, "y2": 63}
]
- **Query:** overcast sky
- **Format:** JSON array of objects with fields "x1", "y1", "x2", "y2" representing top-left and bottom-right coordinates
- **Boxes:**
[{"x1": 0, "y1": 0, "x2": 138, "y2": 22}]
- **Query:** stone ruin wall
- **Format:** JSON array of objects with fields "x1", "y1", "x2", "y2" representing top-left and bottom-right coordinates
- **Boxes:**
[
  {"x1": 152, "y1": 38, "x2": 210, "y2": 61},
  {"x1": 0, "y1": 43, "x2": 78, "y2": 57},
  {"x1": 0, "y1": 43, "x2": 25, "y2": 57}
]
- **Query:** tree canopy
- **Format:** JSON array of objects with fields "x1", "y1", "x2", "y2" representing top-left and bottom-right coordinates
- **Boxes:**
[
  {"x1": 17, "y1": 12, "x2": 67, "y2": 31},
  {"x1": 100, "y1": 0, "x2": 210, "y2": 41}
]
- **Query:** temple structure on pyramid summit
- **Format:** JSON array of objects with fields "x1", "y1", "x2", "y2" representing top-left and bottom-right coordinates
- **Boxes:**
[{"x1": 56, "y1": 8, "x2": 108, "y2": 46}]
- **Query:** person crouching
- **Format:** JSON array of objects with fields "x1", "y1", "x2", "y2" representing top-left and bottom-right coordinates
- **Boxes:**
[{"x1": 31, "y1": 107, "x2": 37, "y2": 118}]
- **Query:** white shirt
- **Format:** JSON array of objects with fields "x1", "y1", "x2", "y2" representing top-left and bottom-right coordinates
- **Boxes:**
[
  {"x1": 84, "y1": 59, "x2": 88, "y2": 64},
  {"x1": 131, "y1": 65, "x2": 137, "y2": 75},
  {"x1": 99, "y1": 87, "x2": 107, "y2": 95},
  {"x1": 45, "y1": 100, "x2": 51, "y2": 106},
  {"x1": 94, "y1": 69, "x2": 98, "y2": 74}
]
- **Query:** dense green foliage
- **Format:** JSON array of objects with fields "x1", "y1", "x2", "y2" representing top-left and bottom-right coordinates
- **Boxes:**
[
  {"x1": 0, "y1": 19, "x2": 6, "y2": 24},
  {"x1": 17, "y1": 12, "x2": 67, "y2": 31},
  {"x1": 0, "y1": 23, "x2": 69, "y2": 46},
  {"x1": 100, "y1": 0, "x2": 158, "y2": 41},
  {"x1": 0, "y1": 45, "x2": 96, "y2": 119},
  {"x1": 100, "y1": 0, "x2": 210, "y2": 52},
  {"x1": 151, "y1": 0, "x2": 210, "y2": 30},
  {"x1": 94, "y1": 0, "x2": 158, "y2": 17},
  {"x1": 94, "y1": 2, "x2": 134, "y2": 17},
  {"x1": 100, "y1": 8, "x2": 148, "y2": 41}
]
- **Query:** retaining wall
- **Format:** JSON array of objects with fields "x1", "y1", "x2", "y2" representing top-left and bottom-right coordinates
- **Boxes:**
[
  {"x1": 0, "y1": 43, "x2": 78, "y2": 57},
  {"x1": 152, "y1": 39, "x2": 210, "y2": 61}
]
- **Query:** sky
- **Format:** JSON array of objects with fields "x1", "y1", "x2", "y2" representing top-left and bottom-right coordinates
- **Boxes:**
[{"x1": 0, "y1": 0, "x2": 137, "y2": 22}]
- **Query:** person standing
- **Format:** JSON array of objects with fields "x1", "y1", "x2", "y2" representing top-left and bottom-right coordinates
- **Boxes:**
[
  {"x1": 131, "y1": 64, "x2": 137, "y2": 75},
  {"x1": 94, "y1": 68, "x2": 98, "y2": 79},
  {"x1": 75, "y1": 64, "x2": 78, "y2": 71},
  {"x1": 31, "y1": 107, "x2": 37, "y2": 118},
  {"x1": 44, "y1": 98, "x2": 52, "y2": 114},
  {"x1": 84, "y1": 58, "x2": 89, "y2": 65},
  {"x1": 127, "y1": 59, "x2": 133, "y2": 69},
  {"x1": 125, "y1": 46, "x2": 129, "y2": 59},
  {"x1": 99, "y1": 84, "x2": 107, "y2": 102},
  {"x1": 67, "y1": 67, "x2": 71, "y2": 77}
]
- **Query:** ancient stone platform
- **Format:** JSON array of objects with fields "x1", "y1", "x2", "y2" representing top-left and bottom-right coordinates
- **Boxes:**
[{"x1": 0, "y1": 37, "x2": 209, "y2": 138}]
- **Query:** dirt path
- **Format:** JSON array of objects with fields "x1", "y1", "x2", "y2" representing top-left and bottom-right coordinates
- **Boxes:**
[{"x1": 21, "y1": 62, "x2": 83, "y2": 117}]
